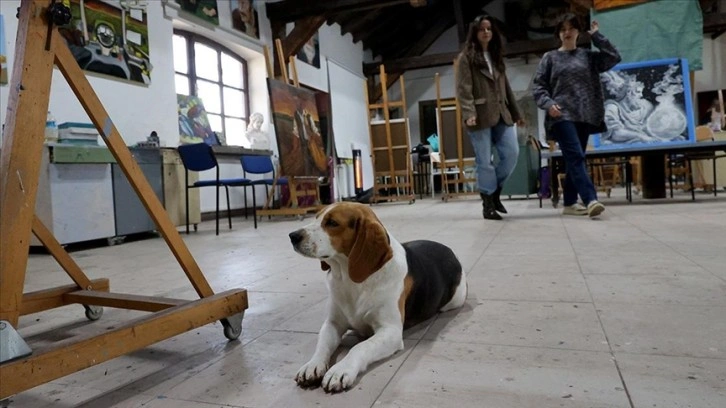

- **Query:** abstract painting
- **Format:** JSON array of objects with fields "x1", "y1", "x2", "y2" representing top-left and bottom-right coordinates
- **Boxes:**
[
  {"x1": 231, "y1": 0, "x2": 258, "y2": 39},
  {"x1": 593, "y1": 58, "x2": 695, "y2": 150},
  {"x1": 175, "y1": 0, "x2": 219, "y2": 25},
  {"x1": 58, "y1": 0, "x2": 151, "y2": 85},
  {"x1": 177, "y1": 94, "x2": 218, "y2": 145},
  {"x1": 267, "y1": 79, "x2": 328, "y2": 177}
]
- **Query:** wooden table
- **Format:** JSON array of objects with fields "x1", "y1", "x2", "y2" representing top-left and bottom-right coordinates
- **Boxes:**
[{"x1": 541, "y1": 140, "x2": 726, "y2": 206}]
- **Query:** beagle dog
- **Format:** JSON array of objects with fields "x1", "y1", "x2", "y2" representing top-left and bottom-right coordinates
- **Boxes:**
[{"x1": 288, "y1": 202, "x2": 467, "y2": 393}]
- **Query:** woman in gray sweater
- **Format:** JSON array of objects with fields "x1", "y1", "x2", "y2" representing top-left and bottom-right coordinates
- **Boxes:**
[{"x1": 532, "y1": 13, "x2": 621, "y2": 218}]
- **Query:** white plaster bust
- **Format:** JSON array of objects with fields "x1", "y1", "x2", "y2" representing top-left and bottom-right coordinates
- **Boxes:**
[{"x1": 245, "y1": 112, "x2": 270, "y2": 149}]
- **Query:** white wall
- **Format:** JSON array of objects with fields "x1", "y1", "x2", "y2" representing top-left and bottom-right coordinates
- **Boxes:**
[{"x1": 0, "y1": 1, "x2": 178, "y2": 147}]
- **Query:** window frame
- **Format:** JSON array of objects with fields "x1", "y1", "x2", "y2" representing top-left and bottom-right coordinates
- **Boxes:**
[{"x1": 173, "y1": 29, "x2": 250, "y2": 145}]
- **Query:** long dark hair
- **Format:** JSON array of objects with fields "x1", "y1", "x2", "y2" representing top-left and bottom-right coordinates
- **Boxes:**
[{"x1": 462, "y1": 14, "x2": 505, "y2": 72}]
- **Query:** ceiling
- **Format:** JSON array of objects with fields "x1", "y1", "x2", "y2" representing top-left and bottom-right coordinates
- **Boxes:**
[{"x1": 265, "y1": 0, "x2": 726, "y2": 100}]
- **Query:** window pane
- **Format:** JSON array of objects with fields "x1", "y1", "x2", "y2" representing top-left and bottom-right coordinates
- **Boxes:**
[
  {"x1": 196, "y1": 80, "x2": 222, "y2": 114},
  {"x1": 224, "y1": 117, "x2": 247, "y2": 146},
  {"x1": 207, "y1": 114, "x2": 223, "y2": 133},
  {"x1": 194, "y1": 42, "x2": 219, "y2": 81},
  {"x1": 172, "y1": 35, "x2": 188, "y2": 74},
  {"x1": 175, "y1": 74, "x2": 190, "y2": 95},
  {"x1": 221, "y1": 53, "x2": 245, "y2": 89},
  {"x1": 223, "y1": 87, "x2": 246, "y2": 118}
]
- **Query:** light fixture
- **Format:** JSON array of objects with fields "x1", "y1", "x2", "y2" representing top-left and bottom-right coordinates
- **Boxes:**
[{"x1": 352, "y1": 149, "x2": 363, "y2": 195}]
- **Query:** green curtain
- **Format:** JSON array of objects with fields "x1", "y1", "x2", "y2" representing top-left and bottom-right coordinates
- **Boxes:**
[{"x1": 592, "y1": 0, "x2": 703, "y2": 70}]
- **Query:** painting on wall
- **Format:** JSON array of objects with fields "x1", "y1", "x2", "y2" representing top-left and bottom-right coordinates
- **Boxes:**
[
  {"x1": 592, "y1": 58, "x2": 695, "y2": 150},
  {"x1": 267, "y1": 79, "x2": 328, "y2": 177},
  {"x1": 175, "y1": 0, "x2": 219, "y2": 25},
  {"x1": 58, "y1": 0, "x2": 152, "y2": 85},
  {"x1": 177, "y1": 94, "x2": 218, "y2": 145},
  {"x1": 0, "y1": 14, "x2": 7, "y2": 85},
  {"x1": 593, "y1": 0, "x2": 650, "y2": 11},
  {"x1": 231, "y1": 0, "x2": 258, "y2": 39},
  {"x1": 296, "y1": 32, "x2": 320, "y2": 68}
]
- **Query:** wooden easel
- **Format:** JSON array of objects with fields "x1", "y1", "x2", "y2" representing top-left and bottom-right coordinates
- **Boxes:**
[
  {"x1": 434, "y1": 70, "x2": 477, "y2": 202},
  {"x1": 256, "y1": 40, "x2": 324, "y2": 219},
  {"x1": 0, "y1": 1, "x2": 247, "y2": 398},
  {"x1": 365, "y1": 65, "x2": 415, "y2": 204}
]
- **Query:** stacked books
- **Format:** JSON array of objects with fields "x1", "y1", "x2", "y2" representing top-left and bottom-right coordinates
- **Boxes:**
[{"x1": 58, "y1": 122, "x2": 101, "y2": 146}]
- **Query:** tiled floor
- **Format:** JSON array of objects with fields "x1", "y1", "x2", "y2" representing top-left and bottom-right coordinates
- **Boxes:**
[{"x1": 6, "y1": 189, "x2": 726, "y2": 408}]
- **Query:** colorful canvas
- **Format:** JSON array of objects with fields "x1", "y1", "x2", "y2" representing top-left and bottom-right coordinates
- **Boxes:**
[
  {"x1": 296, "y1": 32, "x2": 320, "y2": 68},
  {"x1": 58, "y1": 0, "x2": 151, "y2": 85},
  {"x1": 175, "y1": 0, "x2": 219, "y2": 25},
  {"x1": 593, "y1": 0, "x2": 649, "y2": 11},
  {"x1": 593, "y1": 58, "x2": 695, "y2": 150},
  {"x1": 267, "y1": 79, "x2": 328, "y2": 177},
  {"x1": 0, "y1": 14, "x2": 7, "y2": 85},
  {"x1": 177, "y1": 94, "x2": 218, "y2": 145},
  {"x1": 231, "y1": 0, "x2": 258, "y2": 39}
]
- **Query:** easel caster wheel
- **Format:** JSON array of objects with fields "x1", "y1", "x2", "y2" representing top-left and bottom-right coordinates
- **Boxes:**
[
  {"x1": 409, "y1": 199, "x2": 415, "y2": 204},
  {"x1": 84, "y1": 305, "x2": 103, "y2": 321},
  {"x1": 222, "y1": 311, "x2": 244, "y2": 340},
  {"x1": 224, "y1": 324, "x2": 241, "y2": 340},
  {"x1": 193, "y1": 224, "x2": 198, "y2": 232}
]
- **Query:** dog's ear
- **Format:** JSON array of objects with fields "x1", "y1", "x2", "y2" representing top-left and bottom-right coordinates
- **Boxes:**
[
  {"x1": 347, "y1": 215, "x2": 392, "y2": 283},
  {"x1": 320, "y1": 261, "x2": 330, "y2": 271}
]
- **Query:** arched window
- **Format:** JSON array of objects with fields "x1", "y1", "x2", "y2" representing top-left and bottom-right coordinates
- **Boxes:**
[{"x1": 172, "y1": 30, "x2": 250, "y2": 146}]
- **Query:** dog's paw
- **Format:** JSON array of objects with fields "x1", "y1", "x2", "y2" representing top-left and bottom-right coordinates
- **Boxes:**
[
  {"x1": 321, "y1": 362, "x2": 358, "y2": 393},
  {"x1": 295, "y1": 359, "x2": 328, "y2": 388}
]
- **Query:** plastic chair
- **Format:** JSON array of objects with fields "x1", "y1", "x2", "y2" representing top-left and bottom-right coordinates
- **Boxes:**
[
  {"x1": 240, "y1": 155, "x2": 288, "y2": 228},
  {"x1": 177, "y1": 143, "x2": 251, "y2": 235}
]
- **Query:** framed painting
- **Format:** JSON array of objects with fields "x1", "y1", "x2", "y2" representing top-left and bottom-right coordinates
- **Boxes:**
[
  {"x1": 175, "y1": 0, "x2": 219, "y2": 25},
  {"x1": 231, "y1": 0, "x2": 258, "y2": 39},
  {"x1": 592, "y1": 58, "x2": 695, "y2": 151},
  {"x1": 296, "y1": 32, "x2": 320, "y2": 68},
  {"x1": 267, "y1": 79, "x2": 328, "y2": 177},
  {"x1": 58, "y1": 0, "x2": 151, "y2": 85}
]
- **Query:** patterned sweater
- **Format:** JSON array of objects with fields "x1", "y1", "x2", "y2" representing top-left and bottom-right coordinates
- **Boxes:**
[{"x1": 532, "y1": 32, "x2": 621, "y2": 137}]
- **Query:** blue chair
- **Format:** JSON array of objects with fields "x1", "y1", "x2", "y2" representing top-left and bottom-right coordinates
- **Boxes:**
[
  {"x1": 240, "y1": 155, "x2": 288, "y2": 228},
  {"x1": 177, "y1": 143, "x2": 251, "y2": 235}
]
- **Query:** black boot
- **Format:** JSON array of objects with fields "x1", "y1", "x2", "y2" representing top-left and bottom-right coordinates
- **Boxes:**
[
  {"x1": 493, "y1": 186, "x2": 507, "y2": 214},
  {"x1": 480, "y1": 193, "x2": 502, "y2": 220}
]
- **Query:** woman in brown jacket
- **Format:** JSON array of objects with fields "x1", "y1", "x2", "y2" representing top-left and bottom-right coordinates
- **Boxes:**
[{"x1": 456, "y1": 15, "x2": 524, "y2": 220}]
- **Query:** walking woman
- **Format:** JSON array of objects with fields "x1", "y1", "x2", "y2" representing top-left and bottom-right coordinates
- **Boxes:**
[
  {"x1": 532, "y1": 13, "x2": 621, "y2": 217},
  {"x1": 456, "y1": 14, "x2": 524, "y2": 220}
]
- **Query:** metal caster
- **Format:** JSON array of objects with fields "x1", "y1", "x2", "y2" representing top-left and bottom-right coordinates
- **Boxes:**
[
  {"x1": 221, "y1": 311, "x2": 244, "y2": 341},
  {"x1": 84, "y1": 305, "x2": 103, "y2": 321}
]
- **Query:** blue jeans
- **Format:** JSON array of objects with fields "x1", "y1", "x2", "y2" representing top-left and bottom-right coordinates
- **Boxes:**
[
  {"x1": 551, "y1": 121, "x2": 597, "y2": 206},
  {"x1": 467, "y1": 120, "x2": 519, "y2": 195}
]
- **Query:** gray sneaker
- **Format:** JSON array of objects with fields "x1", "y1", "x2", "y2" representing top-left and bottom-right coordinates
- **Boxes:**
[
  {"x1": 562, "y1": 203, "x2": 588, "y2": 216},
  {"x1": 587, "y1": 200, "x2": 605, "y2": 218}
]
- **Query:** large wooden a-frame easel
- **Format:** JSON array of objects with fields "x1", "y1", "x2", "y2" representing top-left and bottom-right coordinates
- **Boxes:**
[
  {"x1": 0, "y1": 1, "x2": 247, "y2": 398},
  {"x1": 255, "y1": 39, "x2": 324, "y2": 219}
]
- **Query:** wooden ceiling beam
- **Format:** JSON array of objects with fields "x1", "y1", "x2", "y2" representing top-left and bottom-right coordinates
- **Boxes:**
[
  {"x1": 341, "y1": 9, "x2": 384, "y2": 38},
  {"x1": 266, "y1": 0, "x2": 413, "y2": 23},
  {"x1": 368, "y1": 3, "x2": 455, "y2": 102},
  {"x1": 363, "y1": 36, "x2": 591, "y2": 76}
]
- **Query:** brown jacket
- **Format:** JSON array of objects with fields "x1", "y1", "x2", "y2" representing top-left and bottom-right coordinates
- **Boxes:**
[{"x1": 456, "y1": 51, "x2": 522, "y2": 130}]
